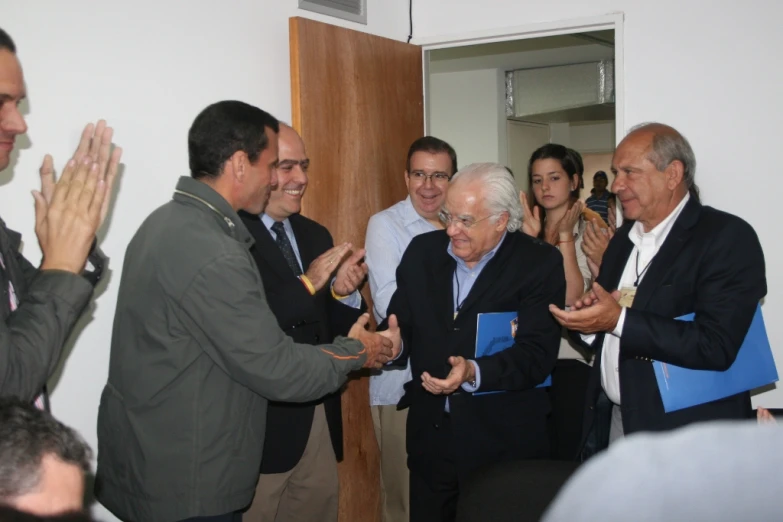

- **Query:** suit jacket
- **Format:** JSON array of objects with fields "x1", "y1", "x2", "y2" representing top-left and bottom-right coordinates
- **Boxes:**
[
  {"x1": 578, "y1": 197, "x2": 766, "y2": 449},
  {"x1": 240, "y1": 211, "x2": 365, "y2": 474},
  {"x1": 385, "y1": 230, "x2": 566, "y2": 473}
]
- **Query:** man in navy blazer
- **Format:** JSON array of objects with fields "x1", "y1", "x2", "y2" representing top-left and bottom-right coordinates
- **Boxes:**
[
  {"x1": 551, "y1": 123, "x2": 766, "y2": 457},
  {"x1": 381, "y1": 163, "x2": 565, "y2": 522},
  {"x1": 239, "y1": 124, "x2": 368, "y2": 522}
]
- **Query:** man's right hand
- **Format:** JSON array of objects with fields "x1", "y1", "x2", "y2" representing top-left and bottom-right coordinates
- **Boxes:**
[
  {"x1": 304, "y1": 242, "x2": 352, "y2": 292},
  {"x1": 38, "y1": 120, "x2": 122, "y2": 228},
  {"x1": 378, "y1": 314, "x2": 401, "y2": 360},
  {"x1": 35, "y1": 120, "x2": 122, "y2": 275},
  {"x1": 35, "y1": 156, "x2": 105, "y2": 274},
  {"x1": 348, "y1": 313, "x2": 393, "y2": 369}
]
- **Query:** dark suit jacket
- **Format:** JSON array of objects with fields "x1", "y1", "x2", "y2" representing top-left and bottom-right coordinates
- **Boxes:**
[
  {"x1": 240, "y1": 211, "x2": 365, "y2": 474},
  {"x1": 384, "y1": 230, "x2": 566, "y2": 474},
  {"x1": 578, "y1": 197, "x2": 766, "y2": 449}
]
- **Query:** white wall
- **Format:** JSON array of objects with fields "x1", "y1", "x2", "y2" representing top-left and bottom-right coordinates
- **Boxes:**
[
  {"x1": 506, "y1": 120, "x2": 549, "y2": 191},
  {"x1": 570, "y1": 121, "x2": 616, "y2": 153},
  {"x1": 417, "y1": 0, "x2": 783, "y2": 406},
  {"x1": 429, "y1": 68, "x2": 506, "y2": 166},
  {"x1": 1, "y1": 1, "x2": 410, "y2": 519}
]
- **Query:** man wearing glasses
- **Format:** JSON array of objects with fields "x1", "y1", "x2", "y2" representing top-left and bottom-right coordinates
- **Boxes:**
[
  {"x1": 365, "y1": 136, "x2": 456, "y2": 522},
  {"x1": 378, "y1": 163, "x2": 565, "y2": 522}
]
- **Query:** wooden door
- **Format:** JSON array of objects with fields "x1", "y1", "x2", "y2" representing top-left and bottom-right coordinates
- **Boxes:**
[{"x1": 289, "y1": 17, "x2": 423, "y2": 522}]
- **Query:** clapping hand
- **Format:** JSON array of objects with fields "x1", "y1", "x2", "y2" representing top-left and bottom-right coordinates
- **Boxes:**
[
  {"x1": 549, "y1": 282, "x2": 622, "y2": 334},
  {"x1": 333, "y1": 248, "x2": 368, "y2": 297},
  {"x1": 305, "y1": 243, "x2": 352, "y2": 291},
  {"x1": 519, "y1": 191, "x2": 541, "y2": 238},
  {"x1": 421, "y1": 356, "x2": 474, "y2": 395},
  {"x1": 581, "y1": 219, "x2": 613, "y2": 277},
  {"x1": 37, "y1": 120, "x2": 122, "y2": 228},
  {"x1": 34, "y1": 120, "x2": 122, "y2": 274}
]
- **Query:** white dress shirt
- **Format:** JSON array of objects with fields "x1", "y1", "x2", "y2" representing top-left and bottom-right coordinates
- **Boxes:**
[
  {"x1": 365, "y1": 197, "x2": 439, "y2": 406},
  {"x1": 593, "y1": 193, "x2": 690, "y2": 405}
]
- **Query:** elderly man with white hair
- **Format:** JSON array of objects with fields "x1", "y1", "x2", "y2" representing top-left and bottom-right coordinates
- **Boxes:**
[{"x1": 378, "y1": 162, "x2": 566, "y2": 522}]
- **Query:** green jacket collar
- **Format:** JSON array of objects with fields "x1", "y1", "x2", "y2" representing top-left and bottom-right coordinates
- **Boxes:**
[{"x1": 173, "y1": 176, "x2": 254, "y2": 249}]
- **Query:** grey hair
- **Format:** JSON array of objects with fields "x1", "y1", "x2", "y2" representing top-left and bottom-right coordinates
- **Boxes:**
[
  {"x1": 451, "y1": 162, "x2": 523, "y2": 232},
  {"x1": 0, "y1": 398, "x2": 91, "y2": 501},
  {"x1": 628, "y1": 122, "x2": 699, "y2": 201}
]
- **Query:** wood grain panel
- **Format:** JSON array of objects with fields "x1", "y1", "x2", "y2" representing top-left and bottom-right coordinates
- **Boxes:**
[{"x1": 289, "y1": 16, "x2": 423, "y2": 522}]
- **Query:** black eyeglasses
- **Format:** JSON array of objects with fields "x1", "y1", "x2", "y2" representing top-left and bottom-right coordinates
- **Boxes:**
[{"x1": 409, "y1": 171, "x2": 451, "y2": 183}]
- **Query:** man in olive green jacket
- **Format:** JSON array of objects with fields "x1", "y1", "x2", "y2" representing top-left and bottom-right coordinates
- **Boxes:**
[
  {"x1": 95, "y1": 101, "x2": 398, "y2": 522},
  {"x1": 0, "y1": 29, "x2": 121, "y2": 406}
]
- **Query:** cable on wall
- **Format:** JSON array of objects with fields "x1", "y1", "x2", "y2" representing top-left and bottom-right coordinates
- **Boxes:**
[{"x1": 407, "y1": 0, "x2": 413, "y2": 43}]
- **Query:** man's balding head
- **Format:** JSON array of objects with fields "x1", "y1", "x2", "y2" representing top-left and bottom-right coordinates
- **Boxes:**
[
  {"x1": 611, "y1": 122, "x2": 697, "y2": 231},
  {"x1": 264, "y1": 123, "x2": 310, "y2": 221}
]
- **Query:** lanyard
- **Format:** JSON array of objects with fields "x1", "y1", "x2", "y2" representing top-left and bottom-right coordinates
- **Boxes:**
[{"x1": 634, "y1": 248, "x2": 654, "y2": 287}]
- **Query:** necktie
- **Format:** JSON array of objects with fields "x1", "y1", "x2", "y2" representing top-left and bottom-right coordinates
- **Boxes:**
[{"x1": 271, "y1": 221, "x2": 303, "y2": 276}]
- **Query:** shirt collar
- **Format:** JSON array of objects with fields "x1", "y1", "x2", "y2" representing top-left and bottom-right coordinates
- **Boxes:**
[
  {"x1": 173, "y1": 176, "x2": 254, "y2": 248},
  {"x1": 401, "y1": 196, "x2": 436, "y2": 229},
  {"x1": 447, "y1": 231, "x2": 507, "y2": 271},
  {"x1": 629, "y1": 193, "x2": 691, "y2": 249},
  {"x1": 260, "y1": 213, "x2": 292, "y2": 236}
]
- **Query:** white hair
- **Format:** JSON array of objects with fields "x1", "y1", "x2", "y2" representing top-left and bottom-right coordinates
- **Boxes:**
[{"x1": 450, "y1": 162, "x2": 522, "y2": 232}]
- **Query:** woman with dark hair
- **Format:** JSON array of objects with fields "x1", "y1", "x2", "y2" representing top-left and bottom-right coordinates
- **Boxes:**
[
  {"x1": 520, "y1": 144, "x2": 591, "y2": 306},
  {"x1": 520, "y1": 143, "x2": 593, "y2": 460}
]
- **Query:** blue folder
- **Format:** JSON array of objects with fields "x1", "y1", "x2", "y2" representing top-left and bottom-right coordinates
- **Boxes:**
[
  {"x1": 652, "y1": 304, "x2": 778, "y2": 413},
  {"x1": 474, "y1": 311, "x2": 552, "y2": 396}
]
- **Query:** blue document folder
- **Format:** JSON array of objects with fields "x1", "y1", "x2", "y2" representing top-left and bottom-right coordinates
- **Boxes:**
[
  {"x1": 474, "y1": 312, "x2": 552, "y2": 395},
  {"x1": 652, "y1": 304, "x2": 778, "y2": 413}
]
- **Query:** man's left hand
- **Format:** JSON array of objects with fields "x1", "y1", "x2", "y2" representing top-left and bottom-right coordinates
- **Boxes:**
[
  {"x1": 421, "y1": 356, "x2": 474, "y2": 395},
  {"x1": 549, "y1": 282, "x2": 622, "y2": 334},
  {"x1": 333, "y1": 247, "x2": 368, "y2": 297}
]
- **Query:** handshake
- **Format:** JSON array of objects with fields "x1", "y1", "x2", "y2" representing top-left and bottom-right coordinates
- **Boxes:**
[{"x1": 347, "y1": 313, "x2": 401, "y2": 369}]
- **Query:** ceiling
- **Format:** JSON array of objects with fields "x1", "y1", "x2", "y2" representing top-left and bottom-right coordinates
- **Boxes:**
[
  {"x1": 428, "y1": 30, "x2": 616, "y2": 125},
  {"x1": 428, "y1": 30, "x2": 614, "y2": 73}
]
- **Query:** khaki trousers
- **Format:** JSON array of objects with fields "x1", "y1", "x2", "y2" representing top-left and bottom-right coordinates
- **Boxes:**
[
  {"x1": 245, "y1": 405, "x2": 338, "y2": 522},
  {"x1": 371, "y1": 405, "x2": 410, "y2": 522}
]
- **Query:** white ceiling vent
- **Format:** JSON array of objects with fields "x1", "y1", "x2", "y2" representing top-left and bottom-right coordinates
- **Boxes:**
[{"x1": 299, "y1": 0, "x2": 367, "y2": 25}]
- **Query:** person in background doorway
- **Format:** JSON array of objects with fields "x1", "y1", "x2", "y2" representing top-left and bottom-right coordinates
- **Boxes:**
[
  {"x1": 585, "y1": 171, "x2": 610, "y2": 223},
  {"x1": 365, "y1": 136, "x2": 458, "y2": 522},
  {"x1": 520, "y1": 144, "x2": 594, "y2": 460}
]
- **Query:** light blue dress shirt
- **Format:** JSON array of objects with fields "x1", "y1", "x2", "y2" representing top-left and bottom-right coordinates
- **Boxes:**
[
  {"x1": 365, "y1": 197, "x2": 438, "y2": 406},
  {"x1": 443, "y1": 232, "x2": 507, "y2": 409},
  {"x1": 261, "y1": 214, "x2": 361, "y2": 309}
]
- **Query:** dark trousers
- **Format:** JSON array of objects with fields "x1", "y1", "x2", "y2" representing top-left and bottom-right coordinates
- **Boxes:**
[
  {"x1": 409, "y1": 414, "x2": 459, "y2": 522},
  {"x1": 581, "y1": 389, "x2": 613, "y2": 462},
  {"x1": 547, "y1": 359, "x2": 592, "y2": 460},
  {"x1": 179, "y1": 514, "x2": 242, "y2": 522}
]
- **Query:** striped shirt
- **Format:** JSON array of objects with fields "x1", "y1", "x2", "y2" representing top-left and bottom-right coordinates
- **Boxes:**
[{"x1": 586, "y1": 192, "x2": 610, "y2": 223}]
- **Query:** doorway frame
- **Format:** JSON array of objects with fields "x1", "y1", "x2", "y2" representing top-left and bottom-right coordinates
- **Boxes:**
[{"x1": 415, "y1": 13, "x2": 625, "y2": 145}]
